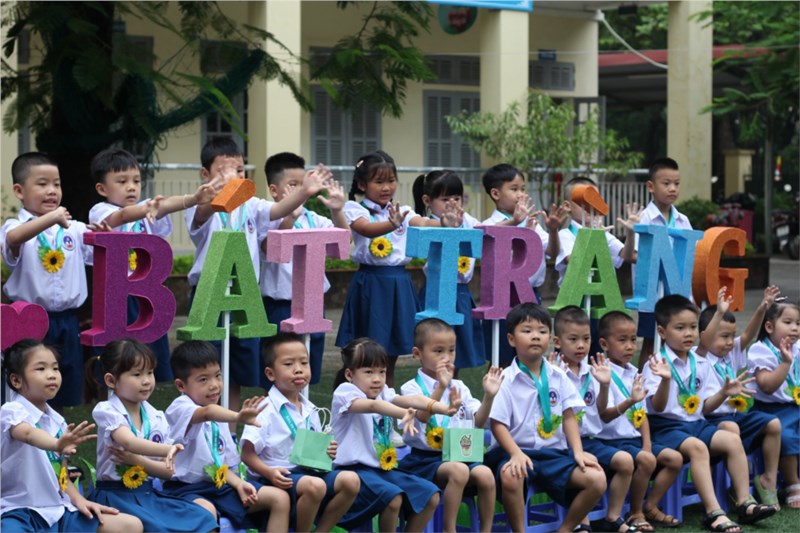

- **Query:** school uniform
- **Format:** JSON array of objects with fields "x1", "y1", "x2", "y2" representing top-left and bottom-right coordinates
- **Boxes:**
[
  {"x1": 260, "y1": 206, "x2": 329, "y2": 384},
  {"x1": 564, "y1": 361, "x2": 620, "y2": 466},
  {"x1": 485, "y1": 358, "x2": 584, "y2": 506},
  {"x1": 398, "y1": 370, "x2": 484, "y2": 482},
  {"x1": 185, "y1": 198, "x2": 272, "y2": 388},
  {"x1": 748, "y1": 339, "x2": 800, "y2": 456},
  {"x1": 702, "y1": 338, "x2": 778, "y2": 453},
  {"x1": 1, "y1": 394, "x2": 101, "y2": 532},
  {"x1": 1, "y1": 209, "x2": 93, "y2": 406},
  {"x1": 331, "y1": 382, "x2": 440, "y2": 529},
  {"x1": 241, "y1": 387, "x2": 346, "y2": 528},
  {"x1": 596, "y1": 360, "x2": 669, "y2": 459},
  {"x1": 418, "y1": 212, "x2": 485, "y2": 369},
  {"x1": 335, "y1": 198, "x2": 421, "y2": 356},
  {"x1": 642, "y1": 345, "x2": 719, "y2": 451},
  {"x1": 90, "y1": 394, "x2": 217, "y2": 532},
  {"x1": 479, "y1": 210, "x2": 551, "y2": 366},
  {"x1": 162, "y1": 394, "x2": 265, "y2": 530},
  {"x1": 633, "y1": 202, "x2": 693, "y2": 338},
  {"x1": 89, "y1": 201, "x2": 174, "y2": 381}
]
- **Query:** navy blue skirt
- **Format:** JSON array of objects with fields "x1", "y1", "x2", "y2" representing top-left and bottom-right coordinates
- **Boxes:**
[
  {"x1": 484, "y1": 447, "x2": 578, "y2": 507},
  {"x1": 753, "y1": 400, "x2": 800, "y2": 456},
  {"x1": 0, "y1": 507, "x2": 99, "y2": 533},
  {"x1": 46, "y1": 309, "x2": 83, "y2": 407},
  {"x1": 90, "y1": 480, "x2": 218, "y2": 532},
  {"x1": 636, "y1": 312, "x2": 656, "y2": 339},
  {"x1": 418, "y1": 283, "x2": 485, "y2": 369},
  {"x1": 159, "y1": 479, "x2": 265, "y2": 530},
  {"x1": 481, "y1": 318, "x2": 516, "y2": 367},
  {"x1": 398, "y1": 447, "x2": 483, "y2": 493},
  {"x1": 127, "y1": 295, "x2": 172, "y2": 382},
  {"x1": 336, "y1": 265, "x2": 420, "y2": 357},
  {"x1": 707, "y1": 409, "x2": 777, "y2": 454},
  {"x1": 263, "y1": 297, "x2": 326, "y2": 385},
  {"x1": 648, "y1": 415, "x2": 719, "y2": 453},
  {"x1": 336, "y1": 464, "x2": 440, "y2": 529}
]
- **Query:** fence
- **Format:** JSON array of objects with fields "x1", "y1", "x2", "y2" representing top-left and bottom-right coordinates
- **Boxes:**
[{"x1": 143, "y1": 165, "x2": 649, "y2": 255}]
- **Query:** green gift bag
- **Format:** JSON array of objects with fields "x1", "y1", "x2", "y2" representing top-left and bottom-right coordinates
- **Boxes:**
[
  {"x1": 442, "y1": 428, "x2": 484, "y2": 463},
  {"x1": 290, "y1": 428, "x2": 333, "y2": 472}
]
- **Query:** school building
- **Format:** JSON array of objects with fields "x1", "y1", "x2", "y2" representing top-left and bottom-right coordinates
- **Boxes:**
[{"x1": 1, "y1": 1, "x2": 714, "y2": 252}]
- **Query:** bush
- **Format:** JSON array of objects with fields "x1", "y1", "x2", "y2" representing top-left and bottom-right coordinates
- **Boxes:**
[
  {"x1": 675, "y1": 196, "x2": 720, "y2": 230},
  {"x1": 171, "y1": 254, "x2": 194, "y2": 276}
]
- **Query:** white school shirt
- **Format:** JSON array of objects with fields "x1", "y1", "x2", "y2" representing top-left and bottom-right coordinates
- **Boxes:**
[
  {"x1": 632, "y1": 201, "x2": 693, "y2": 280},
  {"x1": 240, "y1": 387, "x2": 321, "y2": 474},
  {"x1": 423, "y1": 212, "x2": 481, "y2": 283},
  {"x1": 399, "y1": 369, "x2": 482, "y2": 451},
  {"x1": 93, "y1": 394, "x2": 172, "y2": 481},
  {"x1": 704, "y1": 337, "x2": 747, "y2": 416},
  {"x1": 0, "y1": 394, "x2": 78, "y2": 526},
  {"x1": 1, "y1": 208, "x2": 92, "y2": 311},
  {"x1": 642, "y1": 344, "x2": 717, "y2": 421},
  {"x1": 184, "y1": 197, "x2": 272, "y2": 286},
  {"x1": 482, "y1": 209, "x2": 549, "y2": 288},
  {"x1": 344, "y1": 198, "x2": 419, "y2": 266},
  {"x1": 88, "y1": 200, "x2": 173, "y2": 237},
  {"x1": 166, "y1": 394, "x2": 240, "y2": 483},
  {"x1": 564, "y1": 361, "x2": 603, "y2": 437},
  {"x1": 331, "y1": 382, "x2": 398, "y2": 468},
  {"x1": 555, "y1": 220, "x2": 624, "y2": 287},
  {"x1": 748, "y1": 339, "x2": 800, "y2": 404},
  {"x1": 488, "y1": 358, "x2": 584, "y2": 452},
  {"x1": 260, "y1": 207, "x2": 332, "y2": 300},
  {"x1": 596, "y1": 361, "x2": 644, "y2": 440}
]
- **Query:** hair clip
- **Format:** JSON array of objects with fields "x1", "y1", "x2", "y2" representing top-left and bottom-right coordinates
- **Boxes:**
[
  {"x1": 774, "y1": 296, "x2": 789, "y2": 303},
  {"x1": 356, "y1": 160, "x2": 363, "y2": 168}
]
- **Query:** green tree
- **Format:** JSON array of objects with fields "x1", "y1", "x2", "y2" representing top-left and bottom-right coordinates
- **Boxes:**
[
  {"x1": 446, "y1": 91, "x2": 642, "y2": 205},
  {"x1": 1, "y1": 1, "x2": 433, "y2": 219}
]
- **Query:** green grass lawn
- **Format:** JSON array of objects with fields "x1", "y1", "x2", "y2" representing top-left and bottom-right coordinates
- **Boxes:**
[{"x1": 64, "y1": 358, "x2": 800, "y2": 531}]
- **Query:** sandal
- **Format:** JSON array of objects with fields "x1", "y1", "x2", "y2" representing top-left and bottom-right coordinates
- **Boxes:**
[
  {"x1": 592, "y1": 517, "x2": 638, "y2": 532},
  {"x1": 573, "y1": 525, "x2": 593, "y2": 532},
  {"x1": 753, "y1": 474, "x2": 780, "y2": 510},
  {"x1": 703, "y1": 509, "x2": 742, "y2": 532},
  {"x1": 625, "y1": 514, "x2": 653, "y2": 532},
  {"x1": 643, "y1": 507, "x2": 681, "y2": 528},
  {"x1": 786, "y1": 483, "x2": 800, "y2": 508},
  {"x1": 734, "y1": 495, "x2": 776, "y2": 525}
]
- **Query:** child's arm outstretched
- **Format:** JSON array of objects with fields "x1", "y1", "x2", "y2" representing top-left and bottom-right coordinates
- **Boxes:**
[
  {"x1": 617, "y1": 202, "x2": 643, "y2": 263},
  {"x1": 189, "y1": 395, "x2": 267, "y2": 426},
  {"x1": 702, "y1": 370, "x2": 755, "y2": 414},
  {"x1": 107, "y1": 445, "x2": 175, "y2": 480},
  {"x1": 540, "y1": 202, "x2": 568, "y2": 259},
  {"x1": 5, "y1": 206, "x2": 71, "y2": 257},
  {"x1": 473, "y1": 366, "x2": 504, "y2": 427},
  {"x1": 741, "y1": 285, "x2": 781, "y2": 348},
  {"x1": 153, "y1": 181, "x2": 218, "y2": 219},
  {"x1": 100, "y1": 196, "x2": 162, "y2": 229},
  {"x1": 269, "y1": 165, "x2": 332, "y2": 221},
  {"x1": 110, "y1": 426, "x2": 183, "y2": 472},
  {"x1": 10, "y1": 420, "x2": 95, "y2": 455},
  {"x1": 318, "y1": 180, "x2": 350, "y2": 230},
  {"x1": 755, "y1": 337, "x2": 795, "y2": 395},
  {"x1": 699, "y1": 287, "x2": 733, "y2": 350}
]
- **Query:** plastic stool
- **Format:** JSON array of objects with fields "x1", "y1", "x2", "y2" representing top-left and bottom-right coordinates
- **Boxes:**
[{"x1": 663, "y1": 462, "x2": 729, "y2": 523}]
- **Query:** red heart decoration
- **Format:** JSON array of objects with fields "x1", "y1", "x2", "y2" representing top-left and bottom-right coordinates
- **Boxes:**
[{"x1": 1, "y1": 302, "x2": 49, "y2": 351}]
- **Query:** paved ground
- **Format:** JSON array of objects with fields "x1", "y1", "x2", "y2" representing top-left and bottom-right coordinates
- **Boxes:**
[{"x1": 169, "y1": 257, "x2": 799, "y2": 364}]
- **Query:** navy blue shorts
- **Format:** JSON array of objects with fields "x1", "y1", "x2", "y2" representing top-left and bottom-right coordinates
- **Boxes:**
[
  {"x1": 582, "y1": 437, "x2": 625, "y2": 467},
  {"x1": 262, "y1": 297, "x2": 326, "y2": 385},
  {"x1": 398, "y1": 447, "x2": 484, "y2": 494},
  {"x1": 707, "y1": 409, "x2": 777, "y2": 454},
  {"x1": 596, "y1": 437, "x2": 669, "y2": 460},
  {"x1": 46, "y1": 309, "x2": 83, "y2": 406},
  {"x1": 484, "y1": 447, "x2": 578, "y2": 507},
  {"x1": 648, "y1": 415, "x2": 719, "y2": 454},
  {"x1": 160, "y1": 478, "x2": 265, "y2": 530},
  {"x1": 1, "y1": 507, "x2": 100, "y2": 532},
  {"x1": 259, "y1": 467, "x2": 342, "y2": 529},
  {"x1": 753, "y1": 400, "x2": 800, "y2": 456},
  {"x1": 637, "y1": 312, "x2": 656, "y2": 339}
]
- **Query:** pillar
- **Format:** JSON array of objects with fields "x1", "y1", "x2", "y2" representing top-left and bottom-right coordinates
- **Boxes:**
[{"x1": 722, "y1": 148, "x2": 755, "y2": 198}]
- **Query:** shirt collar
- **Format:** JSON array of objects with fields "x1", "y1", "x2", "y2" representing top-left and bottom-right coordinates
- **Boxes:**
[
  {"x1": 565, "y1": 360, "x2": 590, "y2": 379},
  {"x1": 511, "y1": 356, "x2": 554, "y2": 386},
  {"x1": 415, "y1": 369, "x2": 443, "y2": 392},
  {"x1": 18, "y1": 208, "x2": 36, "y2": 222},
  {"x1": 644, "y1": 201, "x2": 676, "y2": 225},
  {"x1": 570, "y1": 220, "x2": 584, "y2": 231},
  {"x1": 14, "y1": 393, "x2": 55, "y2": 425},
  {"x1": 361, "y1": 197, "x2": 389, "y2": 213},
  {"x1": 268, "y1": 385, "x2": 312, "y2": 416},
  {"x1": 609, "y1": 359, "x2": 637, "y2": 376},
  {"x1": 492, "y1": 209, "x2": 512, "y2": 220}
]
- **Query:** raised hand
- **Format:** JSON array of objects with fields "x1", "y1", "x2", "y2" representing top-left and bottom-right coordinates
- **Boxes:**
[
  {"x1": 779, "y1": 336, "x2": 795, "y2": 365},
  {"x1": 56, "y1": 421, "x2": 97, "y2": 455},
  {"x1": 648, "y1": 354, "x2": 672, "y2": 380},
  {"x1": 282, "y1": 183, "x2": 304, "y2": 219},
  {"x1": 440, "y1": 203, "x2": 464, "y2": 228},
  {"x1": 630, "y1": 374, "x2": 649, "y2": 403},
  {"x1": 446, "y1": 388, "x2": 462, "y2": 415},
  {"x1": 588, "y1": 353, "x2": 611, "y2": 385},
  {"x1": 512, "y1": 194, "x2": 535, "y2": 225},
  {"x1": 435, "y1": 358, "x2": 454, "y2": 388},
  {"x1": 303, "y1": 164, "x2": 333, "y2": 197},
  {"x1": 716, "y1": 286, "x2": 733, "y2": 314},
  {"x1": 87, "y1": 220, "x2": 114, "y2": 232},
  {"x1": 547, "y1": 351, "x2": 565, "y2": 368},
  {"x1": 51, "y1": 206, "x2": 72, "y2": 229},
  {"x1": 387, "y1": 201, "x2": 409, "y2": 229},
  {"x1": 541, "y1": 202, "x2": 569, "y2": 233},
  {"x1": 722, "y1": 370, "x2": 756, "y2": 398},
  {"x1": 762, "y1": 285, "x2": 781, "y2": 308},
  {"x1": 617, "y1": 202, "x2": 644, "y2": 233},
  {"x1": 193, "y1": 182, "x2": 218, "y2": 205},
  {"x1": 482, "y1": 366, "x2": 504, "y2": 398},
  {"x1": 319, "y1": 180, "x2": 346, "y2": 211},
  {"x1": 400, "y1": 408, "x2": 419, "y2": 437},
  {"x1": 144, "y1": 195, "x2": 163, "y2": 224},
  {"x1": 237, "y1": 396, "x2": 267, "y2": 426},
  {"x1": 206, "y1": 174, "x2": 227, "y2": 195}
]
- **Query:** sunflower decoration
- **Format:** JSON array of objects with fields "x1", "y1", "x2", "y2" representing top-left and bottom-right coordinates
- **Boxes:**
[
  {"x1": 457, "y1": 256, "x2": 471, "y2": 275},
  {"x1": 40, "y1": 249, "x2": 65, "y2": 273},
  {"x1": 117, "y1": 464, "x2": 148, "y2": 490},
  {"x1": 377, "y1": 446, "x2": 398, "y2": 471},
  {"x1": 369, "y1": 237, "x2": 392, "y2": 258},
  {"x1": 575, "y1": 410, "x2": 586, "y2": 425},
  {"x1": 128, "y1": 250, "x2": 138, "y2": 271},
  {"x1": 627, "y1": 408, "x2": 646, "y2": 429},
  {"x1": 57, "y1": 462, "x2": 69, "y2": 491},
  {"x1": 727, "y1": 395, "x2": 752, "y2": 412},
  {"x1": 789, "y1": 386, "x2": 800, "y2": 405},
  {"x1": 678, "y1": 394, "x2": 701, "y2": 415},
  {"x1": 536, "y1": 415, "x2": 562, "y2": 439},
  {"x1": 426, "y1": 426, "x2": 444, "y2": 450},
  {"x1": 203, "y1": 463, "x2": 229, "y2": 489}
]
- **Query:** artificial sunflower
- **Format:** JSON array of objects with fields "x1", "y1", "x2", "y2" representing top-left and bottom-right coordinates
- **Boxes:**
[
  {"x1": 369, "y1": 237, "x2": 392, "y2": 258},
  {"x1": 426, "y1": 427, "x2": 444, "y2": 450},
  {"x1": 791, "y1": 386, "x2": 800, "y2": 405},
  {"x1": 41, "y1": 249, "x2": 65, "y2": 273},
  {"x1": 727, "y1": 396, "x2": 750, "y2": 412},
  {"x1": 57, "y1": 463, "x2": 68, "y2": 491},
  {"x1": 214, "y1": 464, "x2": 228, "y2": 489},
  {"x1": 457, "y1": 256, "x2": 471, "y2": 275},
  {"x1": 536, "y1": 416, "x2": 561, "y2": 439},
  {"x1": 630, "y1": 408, "x2": 646, "y2": 428},
  {"x1": 129, "y1": 250, "x2": 138, "y2": 271},
  {"x1": 119, "y1": 465, "x2": 147, "y2": 490},
  {"x1": 379, "y1": 447, "x2": 398, "y2": 471},
  {"x1": 683, "y1": 394, "x2": 701, "y2": 415}
]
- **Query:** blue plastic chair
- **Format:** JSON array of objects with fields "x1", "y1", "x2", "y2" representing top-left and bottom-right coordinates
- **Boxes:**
[{"x1": 662, "y1": 461, "x2": 729, "y2": 523}]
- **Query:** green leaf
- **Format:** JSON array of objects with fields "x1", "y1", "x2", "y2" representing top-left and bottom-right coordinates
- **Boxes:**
[{"x1": 203, "y1": 464, "x2": 217, "y2": 480}]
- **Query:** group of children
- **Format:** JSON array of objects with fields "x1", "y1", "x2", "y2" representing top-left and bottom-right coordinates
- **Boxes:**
[{"x1": 1, "y1": 142, "x2": 799, "y2": 532}]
